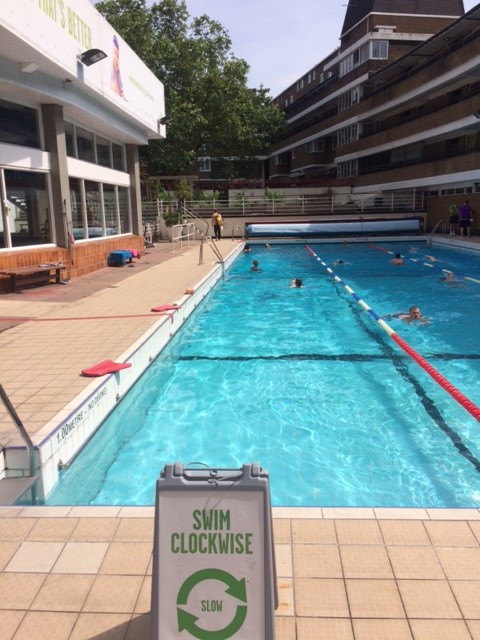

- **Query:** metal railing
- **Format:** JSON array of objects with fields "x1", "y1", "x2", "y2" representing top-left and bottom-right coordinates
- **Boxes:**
[
  {"x1": 198, "y1": 236, "x2": 225, "y2": 278},
  {"x1": 142, "y1": 190, "x2": 424, "y2": 225},
  {"x1": 0, "y1": 382, "x2": 37, "y2": 504},
  {"x1": 171, "y1": 222, "x2": 196, "y2": 252}
]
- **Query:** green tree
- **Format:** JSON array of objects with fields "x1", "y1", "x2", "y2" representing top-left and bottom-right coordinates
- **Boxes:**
[{"x1": 94, "y1": 0, "x2": 284, "y2": 176}]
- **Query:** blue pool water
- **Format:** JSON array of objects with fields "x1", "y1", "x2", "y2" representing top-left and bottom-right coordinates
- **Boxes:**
[{"x1": 47, "y1": 241, "x2": 480, "y2": 507}]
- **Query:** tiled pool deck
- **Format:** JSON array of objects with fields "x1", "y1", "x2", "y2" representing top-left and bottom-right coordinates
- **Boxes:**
[{"x1": 1, "y1": 237, "x2": 480, "y2": 639}]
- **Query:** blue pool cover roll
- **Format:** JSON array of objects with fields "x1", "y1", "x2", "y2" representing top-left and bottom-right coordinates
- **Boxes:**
[{"x1": 245, "y1": 217, "x2": 422, "y2": 237}]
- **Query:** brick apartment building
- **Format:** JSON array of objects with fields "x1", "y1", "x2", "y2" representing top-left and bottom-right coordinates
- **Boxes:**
[{"x1": 268, "y1": 0, "x2": 480, "y2": 221}]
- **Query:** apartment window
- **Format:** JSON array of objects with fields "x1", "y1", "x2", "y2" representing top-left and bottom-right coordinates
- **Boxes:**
[
  {"x1": 337, "y1": 125, "x2": 358, "y2": 146},
  {"x1": 198, "y1": 158, "x2": 211, "y2": 172},
  {"x1": 339, "y1": 41, "x2": 387, "y2": 77},
  {"x1": 371, "y1": 40, "x2": 388, "y2": 59},
  {"x1": 337, "y1": 160, "x2": 358, "y2": 178},
  {"x1": 305, "y1": 139, "x2": 324, "y2": 153},
  {"x1": 275, "y1": 153, "x2": 288, "y2": 165},
  {"x1": 0, "y1": 100, "x2": 40, "y2": 148},
  {"x1": 338, "y1": 88, "x2": 360, "y2": 112}
]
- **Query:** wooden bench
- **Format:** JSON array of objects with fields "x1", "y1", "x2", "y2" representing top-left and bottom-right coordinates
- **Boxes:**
[{"x1": 0, "y1": 264, "x2": 65, "y2": 293}]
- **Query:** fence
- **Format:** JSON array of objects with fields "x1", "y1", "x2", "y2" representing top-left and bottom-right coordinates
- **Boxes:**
[{"x1": 142, "y1": 190, "x2": 424, "y2": 222}]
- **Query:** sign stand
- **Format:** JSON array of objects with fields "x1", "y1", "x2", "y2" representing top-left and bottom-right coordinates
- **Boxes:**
[{"x1": 151, "y1": 462, "x2": 278, "y2": 640}]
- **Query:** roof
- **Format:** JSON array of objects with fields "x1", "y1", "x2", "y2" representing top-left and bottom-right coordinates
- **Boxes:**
[{"x1": 341, "y1": 0, "x2": 465, "y2": 36}]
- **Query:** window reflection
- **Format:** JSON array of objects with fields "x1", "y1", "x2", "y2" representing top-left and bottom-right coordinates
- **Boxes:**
[
  {"x1": 76, "y1": 127, "x2": 94, "y2": 163},
  {"x1": 118, "y1": 186, "x2": 130, "y2": 233},
  {"x1": 112, "y1": 143, "x2": 125, "y2": 171},
  {"x1": 103, "y1": 184, "x2": 118, "y2": 234},
  {"x1": 85, "y1": 181, "x2": 103, "y2": 238},
  {"x1": 69, "y1": 177, "x2": 84, "y2": 240},
  {"x1": 5, "y1": 170, "x2": 49, "y2": 247},
  {"x1": 96, "y1": 136, "x2": 111, "y2": 167},
  {"x1": 0, "y1": 100, "x2": 40, "y2": 148}
]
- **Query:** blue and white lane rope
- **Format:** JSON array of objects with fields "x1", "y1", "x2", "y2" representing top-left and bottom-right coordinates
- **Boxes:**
[{"x1": 304, "y1": 244, "x2": 480, "y2": 422}]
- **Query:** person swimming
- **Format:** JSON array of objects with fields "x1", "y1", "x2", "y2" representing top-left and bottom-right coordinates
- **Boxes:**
[
  {"x1": 289, "y1": 278, "x2": 304, "y2": 288},
  {"x1": 399, "y1": 306, "x2": 429, "y2": 324}
]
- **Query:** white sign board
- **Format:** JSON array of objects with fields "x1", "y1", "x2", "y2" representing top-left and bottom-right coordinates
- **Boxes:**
[
  {"x1": 0, "y1": 0, "x2": 164, "y2": 135},
  {"x1": 151, "y1": 464, "x2": 276, "y2": 640}
]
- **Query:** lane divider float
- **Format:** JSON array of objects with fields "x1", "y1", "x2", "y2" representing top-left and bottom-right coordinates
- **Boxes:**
[
  {"x1": 305, "y1": 244, "x2": 480, "y2": 422},
  {"x1": 367, "y1": 243, "x2": 480, "y2": 284}
]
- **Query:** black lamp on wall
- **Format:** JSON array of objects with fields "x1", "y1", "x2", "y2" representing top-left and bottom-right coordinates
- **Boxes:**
[{"x1": 78, "y1": 48, "x2": 108, "y2": 66}]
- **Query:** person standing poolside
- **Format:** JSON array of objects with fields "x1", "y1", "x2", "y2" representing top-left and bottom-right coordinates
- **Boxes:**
[
  {"x1": 400, "y1": 306, "x2": 429, "y2": 324},
  {"x1": 458, "y1": 200, "x2": 475, "y2": 237},
  {"x1": 448, "y1": 201, "x2": 459, "y2": 235},
  {"x1": 211, "y1": 208, "x2": 223, "y2": 240}
]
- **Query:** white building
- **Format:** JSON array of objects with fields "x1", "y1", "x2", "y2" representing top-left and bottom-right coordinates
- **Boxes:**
[{"x1": 0, "y1": 0, "x2": 165, "y2": 283}]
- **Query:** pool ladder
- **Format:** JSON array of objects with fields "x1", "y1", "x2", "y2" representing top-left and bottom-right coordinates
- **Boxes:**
[
  {"x1": 0, "y1": 383, "x2": 37, "y2": 505},
  {"x1": 198, "y1": 236, "x2": 225, "y2": 278}
]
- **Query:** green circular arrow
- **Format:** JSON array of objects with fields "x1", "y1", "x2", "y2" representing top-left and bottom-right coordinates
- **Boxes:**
[
  {"x1": 176, "y1": 568, "x2": 248, "y2": 639},
  {"x1": 177, "y1": 568, "x2": 247, "y2": 605},
  {"x1": 177, "y1": 605, "x2": 247, "y2": 640}
]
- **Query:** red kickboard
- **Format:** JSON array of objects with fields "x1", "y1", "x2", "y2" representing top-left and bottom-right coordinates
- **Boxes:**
[
  {"x1": 81, "y1": 360, "x2": 132, "y2": 377},
  {"x1": 151, "y1": 304, "x2": 180, "y2": 312}
]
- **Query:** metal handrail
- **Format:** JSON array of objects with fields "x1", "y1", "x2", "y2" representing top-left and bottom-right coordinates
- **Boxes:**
[
  {"x1": 198, "y1": 236, "x2": 225, "y2": 278},
  {"x1": 0, "y1": 382, "x2": 37, "y2": 503},
  {"x1": 181, "y1": 202, "x2": 209, "y2": 237}
]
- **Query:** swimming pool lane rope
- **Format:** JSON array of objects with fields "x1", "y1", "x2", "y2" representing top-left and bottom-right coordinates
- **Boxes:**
[
  {"x1": 304, "y1": 244, "x2": 480, "y2": 423},
  {"x1": 367, "y1": 243, "x2": 480, "y2": 285}
]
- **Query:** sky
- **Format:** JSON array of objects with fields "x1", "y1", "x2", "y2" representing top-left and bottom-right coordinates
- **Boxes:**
[{"x1": 183, "y1": 0, "x2": 479, "y2": 97}]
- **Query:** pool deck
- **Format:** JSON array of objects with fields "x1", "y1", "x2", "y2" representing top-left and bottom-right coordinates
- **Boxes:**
[{"x1": 1, "y1": 236, "x2": 480, "y2": 639}]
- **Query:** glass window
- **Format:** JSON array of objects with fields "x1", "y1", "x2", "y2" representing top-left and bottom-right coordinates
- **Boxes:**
[
  {"x1": 77, "y1": 127, "x2": 95, "y2": 162},
  {"x1": 96, "y1": 136, "x2": 111, "y2": 167},
  {"x1": 198, "y1": 158, "x2": 211, "y2": 172},
  {"x1": 5, "y1": 170, "x2": 49, "y2": 247},
  {"x1": 371, "y1": 40, "x2": 388, "y2": 59},
  {"x1": 0, "y1": 100, "x2": 40, "y2": 148},
  {"x1": 118, "y1": 186, "x2": 130, "y2": 233},
  {"x1": 64, "y1": 122, "x2": 75, "y2": 157},
  {"x1": 103, "y1": 184, "x2": 118, "y2": 234},
  {"x1": 112, "y1": 143, "x2": 125, "y2": 171},
  {"x1": 69, "y1": 177, "x2": 85, "y2": 240},
  {"x1": 84, "y1": 181, "x2": 103, "y2": 237}
]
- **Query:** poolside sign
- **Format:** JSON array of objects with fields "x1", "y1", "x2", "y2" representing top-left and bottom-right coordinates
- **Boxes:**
[{"x1": 151, "y1": 462, "x2": 277, "y2": 640}]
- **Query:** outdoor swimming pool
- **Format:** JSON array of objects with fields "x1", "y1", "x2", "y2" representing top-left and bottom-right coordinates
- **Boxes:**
[{"x1": 46, "y1": 241, "x2": 480, "y2": 507}]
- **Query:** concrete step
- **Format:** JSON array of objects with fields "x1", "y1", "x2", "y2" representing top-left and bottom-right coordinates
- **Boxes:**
[{"x1": 0, "y1": 476, "x2": 37, "y2": 506}]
